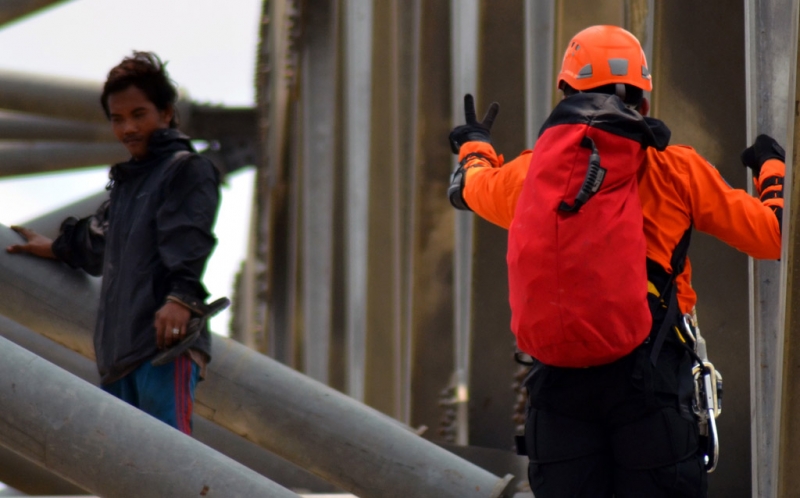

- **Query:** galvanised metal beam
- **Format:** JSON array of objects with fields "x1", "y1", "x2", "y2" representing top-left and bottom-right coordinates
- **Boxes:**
[
  {"x1": 0, "y1": 110, "x2": 114, "y2": 141},
  {"x1": 363, "y1": 0, "x2": 403, "y2": 418},
  {"x1": 0, "y1": 313, "x2": 340, "y2": 494},
  {"x1": 0, "y1": 0, "x2": 70, "y2": 27},
  {"x1": 523, "y1": 0, "x2": 555, "y2": 147},
  {"x1": 406, "y1": 0, "x2": 457, "y2": 435},
  {"x1": 300, "y1": 0, "x2": 338, "y2": 384},
  {"x1": 745, "y1": 1, "x2": 800, "y2": 496},
  {"x1": 0, "y1": 141, "x2": 127, "y2": 178},
  {"x1": 780, "y1": 21, "x2": 800, "y2": 498},
  {"x1": 450, "y1": 0, "x2": 479, "y2": 447},
  {"x1": 0, "y1": 334, "x2": 301, "y2": 498},
  {"x1": 467, "y1": 0, "x2": 526, "y2": 450},
  {"x1": 0, "y1": 224, "x2": 515, "y2": 498},
  {"x1": 343, "y1": 0, "x2": 374, "y2": 402},
  {"x1": 394, "y1": 0, "x2": 421, "y2": 425}
]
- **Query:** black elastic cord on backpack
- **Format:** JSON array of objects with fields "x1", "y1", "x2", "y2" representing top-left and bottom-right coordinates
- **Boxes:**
[{"x1": 559, "y1": 137, "x2": 607, "y2": 213}]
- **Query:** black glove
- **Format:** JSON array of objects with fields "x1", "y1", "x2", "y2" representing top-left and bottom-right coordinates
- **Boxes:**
[
  {"x1": 449, "y1": 94, "x2": 500, "y2": 154},
  {"x1": 741, "y1": 134, "x2": 785, "y2": 178}
]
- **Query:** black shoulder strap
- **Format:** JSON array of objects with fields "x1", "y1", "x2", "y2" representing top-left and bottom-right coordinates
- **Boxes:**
[{"x1": 649, "y1": 227, "x2": 693, "y2": 365}]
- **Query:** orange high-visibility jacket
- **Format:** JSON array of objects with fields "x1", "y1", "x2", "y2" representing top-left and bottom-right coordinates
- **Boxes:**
[{"x1": 458, "y1": 141, "x2": 784, "y2": 313}]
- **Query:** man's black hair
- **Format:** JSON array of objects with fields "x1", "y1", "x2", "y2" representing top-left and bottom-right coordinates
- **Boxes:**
[
  {"x1": 561, "y1": 83, "x2": 644, "y2": 110},
  {"x1": 100, "y1": 51, "x2": 179, "y2": 128}
]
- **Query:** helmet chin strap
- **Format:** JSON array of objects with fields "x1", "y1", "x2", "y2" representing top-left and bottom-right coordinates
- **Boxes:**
[{"x1": 615, "y1": 83, "x2": 627, "y2": 100}]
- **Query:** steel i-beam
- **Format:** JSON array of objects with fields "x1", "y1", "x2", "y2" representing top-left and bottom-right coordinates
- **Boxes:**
[{"x1": 0, "y1": 224, "x2": 515, "y2": 498}]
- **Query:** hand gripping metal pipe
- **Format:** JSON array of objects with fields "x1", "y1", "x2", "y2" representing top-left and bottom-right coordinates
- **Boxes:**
[
  {"x1": 0, "y1": 334, "x2": 301, "y2": 498},
  {"x1": 0, "y1": 224, "x2": 515, "y2": 498}
]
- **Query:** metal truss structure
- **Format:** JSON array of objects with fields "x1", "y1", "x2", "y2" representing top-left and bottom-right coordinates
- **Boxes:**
[{"x1": 2, "y1": 1, "x2": 800, "y2": 497}]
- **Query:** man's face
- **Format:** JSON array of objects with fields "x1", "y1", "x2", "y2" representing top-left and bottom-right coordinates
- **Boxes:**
[{"x1": 107, "y1": 85, "x2": 173, "y2": 160}]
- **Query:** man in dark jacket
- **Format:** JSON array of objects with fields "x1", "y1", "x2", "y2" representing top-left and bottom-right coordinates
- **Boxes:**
[{"x1": 6, "y1": 52, "x2": 220, "y2": 435}]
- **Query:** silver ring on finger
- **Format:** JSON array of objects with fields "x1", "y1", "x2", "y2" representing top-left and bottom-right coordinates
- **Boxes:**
[{"x1": 171, "y1": 327, "x2": 180, "y2": 336}]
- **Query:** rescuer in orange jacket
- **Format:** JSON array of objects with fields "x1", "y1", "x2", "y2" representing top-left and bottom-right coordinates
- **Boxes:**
[{"x1": 447, "y1": 25, "x2": 784, "y2": 498}]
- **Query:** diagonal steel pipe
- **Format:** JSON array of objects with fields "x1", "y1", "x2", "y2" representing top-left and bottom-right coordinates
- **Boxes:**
[
  {"x1": 0, "y1": 334, "x2": 301, "y2": 498},
  {"x1": 0, "y1": 110, "x2": 115, "y2": 141},
  {"x1": 0, "y1": 141, "x2": 127, "y2": 178},
  {"x1": 0, "y1": 68, "x2": 105, "y2": 123},
  {"x1": 0, "y1": 313, "x2": 340, "y2": 494},
  {"x1": 0, "y1": 0, "x2": 70, "y2": 27},
  {"x1": 0, "y1": 223, "x2": 515, "y2": 498}
]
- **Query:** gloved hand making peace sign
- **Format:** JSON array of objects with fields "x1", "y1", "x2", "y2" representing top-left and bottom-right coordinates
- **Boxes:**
[{"x1": 449, "y1": 94, "x2": 500, "y2": 154}]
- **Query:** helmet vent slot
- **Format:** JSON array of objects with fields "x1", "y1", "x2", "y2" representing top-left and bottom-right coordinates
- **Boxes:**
[{"x1": 608, "y1": 58, "x2": 629, "y2": 76}]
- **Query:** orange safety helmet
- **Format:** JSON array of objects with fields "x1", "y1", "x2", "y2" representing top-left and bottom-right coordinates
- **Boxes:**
[{"x1": 557, "y1": 25, "x2": 652, "y2": 93}]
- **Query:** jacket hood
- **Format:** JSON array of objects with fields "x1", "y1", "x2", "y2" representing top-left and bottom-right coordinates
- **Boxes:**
[{"x1": 540, "y1": 93, "x2": 671, "y2": 151}]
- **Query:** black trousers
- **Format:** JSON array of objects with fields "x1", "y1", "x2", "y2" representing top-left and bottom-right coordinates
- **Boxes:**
[{"x1": 523, "y1": 336, "x2": 708, "y2": 498}]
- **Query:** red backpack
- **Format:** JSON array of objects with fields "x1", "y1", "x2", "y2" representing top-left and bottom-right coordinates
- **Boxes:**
[{"x1": 507, "y1": 93, "x2": 670, "y2": 367}]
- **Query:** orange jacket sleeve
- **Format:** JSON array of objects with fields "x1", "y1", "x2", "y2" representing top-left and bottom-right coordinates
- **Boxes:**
[
  {"x1": 458, "y1": 141, "x2": 531, "y2": 230},
  {"x1": 676, "y1": 147, "x2": 783, "y2": 260}
]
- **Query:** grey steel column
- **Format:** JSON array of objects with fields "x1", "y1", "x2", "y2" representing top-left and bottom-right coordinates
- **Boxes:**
[
  {"x1": 745, "y1": 1, "x2": 800, "y2": 497},
  {"x1": 467, "y1": 0, "x2": 526, "y2": 450},
  {"x1": 395, "y1": 0, "x2": 422, "y2": 425},
  {"x1": 364, "y1": 0, "x2": 402, "y2": 416},
  {"x1": 555, "y1": 0, "x2": 625, "y2": 63},
  {"x1": 343, "y1": 0, "x2": 374, "y2": 401},
  {"x1": 301, "y1": 0, "x2": 338, "y2": 384},
  {"x1": 779, "y1": 40, "x2": 800, "y2": 496},
  {"x1": 624, "y1": 0, "x2": 655, "y2": 68},
  {"x1": 524, "y1": 0, "x2": 555, "y2": 147},
  {"x1": 0, "y1": 225, "x2": 515, "y2": 498},
  {"x1": 0, "y1": 110, "x2": 114, "y2": 141},
  {"x1": 0, "y1": 0, "x2": 69, "y2": 26},
  {"x1": 0, "y1": 141, "x2": 127, "y2": 177},
  {"x1": 450, "y1": 0, "x2": 479, "y2": 447},
  {"x1": 406, "y1": 0, "x2": 457, "y2": 435},
  {"x1": 0, "y1": 335, "x2": 300, "y2": 498}
]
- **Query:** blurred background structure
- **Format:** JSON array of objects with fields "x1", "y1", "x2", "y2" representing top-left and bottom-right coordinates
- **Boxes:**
[{"x1": 0, "y1": 1, "x2": 799, "y2": 497}]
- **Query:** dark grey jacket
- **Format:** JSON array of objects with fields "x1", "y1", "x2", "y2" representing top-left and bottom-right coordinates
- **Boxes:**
[{"x1": 52, "y1": 129, "x2": 220, "y2": 384}]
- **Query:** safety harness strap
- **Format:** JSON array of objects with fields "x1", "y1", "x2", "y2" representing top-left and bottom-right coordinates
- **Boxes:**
[{"x1": 649, "y1": 227, "x2": 693, "y2": 365}]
